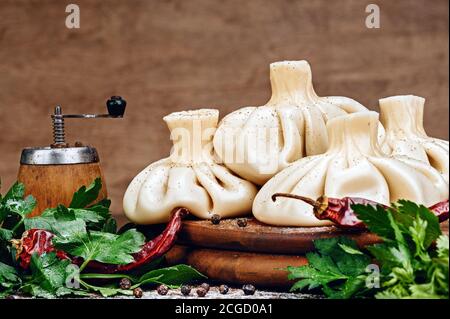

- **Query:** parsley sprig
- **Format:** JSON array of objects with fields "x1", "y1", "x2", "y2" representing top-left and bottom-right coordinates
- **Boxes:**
[
  {"x1": 0, "y1": 179, "x2": 205, "y2": 298},
  {"x1": 288, "y1": 200, "x2": 449, "y2": 299}
]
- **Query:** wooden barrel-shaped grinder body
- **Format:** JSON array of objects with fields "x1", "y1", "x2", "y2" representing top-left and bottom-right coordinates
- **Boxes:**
[
  {"x1": 18, "y1": 163, "x2": 107, "y2": 217},
  {"x1": 18, "y1": 146, "x2": 107, "y2": 216}
]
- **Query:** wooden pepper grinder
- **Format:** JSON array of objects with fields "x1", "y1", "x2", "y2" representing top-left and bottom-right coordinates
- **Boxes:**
[{"x1": 17, "y1": 96, "x2": 127, "y2": 217}]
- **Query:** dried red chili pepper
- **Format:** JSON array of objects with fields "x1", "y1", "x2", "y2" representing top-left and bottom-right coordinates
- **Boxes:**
[
  {"x1": 271, "y1": 193, "x2": 449, "y2": 229},
  {"x1": 84, "y1": 207, "x2": 188, "y2": 273},
  {"x1": 14, "y1": 207, "x2": 188, "y2": 272},
  {"x1": 429, "y1": 200, "x2": 449, "y2": 223},
  {"x1": 12, "y1": 229, "x2": 69, "y2": 268}
]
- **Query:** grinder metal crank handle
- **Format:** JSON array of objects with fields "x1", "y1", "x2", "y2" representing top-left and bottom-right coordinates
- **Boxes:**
[
  {"x1": 55, "y1": 96, "x2": 127, "y2": 119},
  {"x1": 51, "y1": 96, "x2": 127, "y2": 147}
]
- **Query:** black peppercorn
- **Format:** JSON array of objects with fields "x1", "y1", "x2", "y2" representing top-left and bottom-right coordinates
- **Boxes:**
[
  {"x1": 119, "y1": 278, "x2": 132, "y2": 290},
  {"x1": 133, "y1": 287, "x2": 143, "y2": 298},
  {"x1": 210, "y1": 214, "x2": 221, "y2": 225},
  {"x1": 242, "y1": 284, "x2": 256, "y2": 295},
  {"x1": 200, "y1": 282, "x2": 210, "y2": 292},
  {"x1": 219, "y1": 284, "x2": 229, "y2": 294},
  {"x1": 157, "y1": 284, "x2": 169, "y2": 295},
  {"x1": 180, "y1": 285, "x2": 191, "y2": 296},
  {"x1": 196, "y1": 287, "x2": 207, "y2": 297},
  {"x1": 237, "y1": 218, "x2": 247, "y2": 227}
]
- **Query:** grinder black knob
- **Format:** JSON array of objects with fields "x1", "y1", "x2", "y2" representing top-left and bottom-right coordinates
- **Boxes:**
[{"x1": 107, "y1": 96, "x2": 127, "y2": 117}]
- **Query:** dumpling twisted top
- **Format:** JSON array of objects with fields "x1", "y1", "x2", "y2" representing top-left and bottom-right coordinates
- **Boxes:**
[
  {"x1": 213, "y1": 60, "x2": 375, "y2": 185},
  {"x1": 123, "y1": 109, "x2": 258, "y2": 224},
  {"x1": 379, "y1": 95, "x2": 449, "y2": 183}
]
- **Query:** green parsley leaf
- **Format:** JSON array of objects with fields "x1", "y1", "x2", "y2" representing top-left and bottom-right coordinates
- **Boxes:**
[
  {"x1": 287, "y1": 237, "x2": 371, "y2": 298},
  {"x1": 367, "y1": 243, "x2": 399, "y2": 269},
  {"x1": 25, "y1": 205, "x2": 88, "y2": 239},
  {"x1": 1, "y1": 182, "x2": 34, "y2": 223},
  {"x1": 314, "y1": 237, "x2": 371, "y2": 277},
  {"x1": 338, "y1": 243, "x2": 365, "y2": 255},
  {"x1": 55, "y1": 286, "x2": 92, "y2": 297},
  {"x1": 0, "y1": 261, "x2": 21, "y2": 289},
  {"x1": 21, "y1": 284, "x2": 57, "y2": 298},
  {"x1": 54, "y1": 229, "x2": 145, "y2": 265},
  {"x1": 21, "y1": 253, "x2": 71, "y2": 297},
  {"x1": 436, "y1": 235, "x2": 449, "y2": 259},
  {"x1": 85, "y1": 285, "x2": 133, "y2": 298},
  {"x1": 0, "y1": 228, "x2": 13, "y2": 242},
  {"x1": 31, "y1": 178, "x2": 112, "y2": 232},
  {"x1": 396, "y1": 200, "x2": 441, "y2": 249},
  {"x1": 4, "y1": 195, "x2": 36, "y2": 218},
  {"x1": 351, "y1": 204, "x2": 395, "y2": 240},
  {"x1": 135, "y1": 264, "x2": 207, "y2": 288},
  {"x1": 102, "y1": 218, "x2": 117, "y2": 234},
  {"x1": 408, "y1": 218, "x2": 430, "y2": 259},
  {"x1": 69, "y1": 178, "x2": 102, "y2": 208},
  {"x1": 0, "y1": 182, "x2": 37, "y2": 238},
  {"x1": 26, "y1": 205, "x2": 107, "y2": 233},
  {"x1": 322, "y1": 275, "x2": 368, "y2": 299},
  {"x1": 2, "y1": 182, "x2": 25, "y2": 202},
  {"x1": 288, "y1": 264, "x2": 343, "y2": 292}
]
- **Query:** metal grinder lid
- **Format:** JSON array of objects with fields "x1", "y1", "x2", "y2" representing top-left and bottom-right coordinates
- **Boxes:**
[{"x1": 20, "y1": 146, "x2": 99, "y2": 165}]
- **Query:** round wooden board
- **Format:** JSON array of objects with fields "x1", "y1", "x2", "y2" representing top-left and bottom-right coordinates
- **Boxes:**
[
  {"x1": 169, "y1": 222, "x2": 449, "y2": 288},
  {"x1": 178, "y1": 217, "x2": 383, "y2": 254},
  {"x1": 165, "y1": 245, "x2": 308, "y2": 288}
]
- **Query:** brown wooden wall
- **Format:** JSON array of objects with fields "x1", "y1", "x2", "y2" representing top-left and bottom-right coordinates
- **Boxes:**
[{"x1": 0, "y1": 0, "x2": 448, "y2": 217}]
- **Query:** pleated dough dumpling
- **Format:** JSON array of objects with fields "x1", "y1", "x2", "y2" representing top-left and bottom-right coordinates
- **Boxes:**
[
  {"x1": 213, "y1": 60, "x2": 373, "y2": 185},
  {"x1": 253, "y1": 111, "x2": 448, "y2": 227},
  {"x1": 123, "y1": 109, "x2": 258, "y2": 224},
  {"x1": 379, "y1": 95, "x2": 449, "y2": 183}
]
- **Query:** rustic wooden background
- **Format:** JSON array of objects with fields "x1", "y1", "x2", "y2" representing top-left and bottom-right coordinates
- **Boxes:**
[{"x1": 0, "y1": 0, "x2": 448, "y2": 218}]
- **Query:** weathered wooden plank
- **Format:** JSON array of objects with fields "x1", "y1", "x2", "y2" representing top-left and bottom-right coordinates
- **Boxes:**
[{"x1": 0, "y1": 0, "x2": 447, "y2": 216}]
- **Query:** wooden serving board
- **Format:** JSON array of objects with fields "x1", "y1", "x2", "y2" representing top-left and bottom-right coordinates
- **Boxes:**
[
  {"x1": 170, "y1": 222, "x2": 449, "y2": 288},
  {"x1": 178, "y1": 217, "x2": 383, "y2": 254},
  {"x1": 165, "y1": 245, "x2": 308, "y2": 288}
]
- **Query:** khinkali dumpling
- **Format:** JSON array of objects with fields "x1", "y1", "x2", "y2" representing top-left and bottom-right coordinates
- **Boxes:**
[
  {"x1": 213, "y1": 60, "x2": 376, "y2": 185},
  {"x1": 123, "y1": 109, "x2": 258, "y2": 224},
  {"x1": 379, "y1": 95, "x2": 449, "y2": 183},
  {"x1": 253, "y1": 111, "x2": 448, "y2": 227}
]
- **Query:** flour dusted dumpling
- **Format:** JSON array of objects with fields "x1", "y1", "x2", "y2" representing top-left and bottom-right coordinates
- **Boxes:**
[
  {"x1": 213, "y1": 60, "x2": 378, "y2": 185},
  {"x1": 253, "y1": 111, "x2": 448, "y2": 227},
  {"x1": 379, "y1": 95, "x2": 449, "y2": 183},
  {"x1": 123, "y1": 109, "x2": 258, "y2": 224}
]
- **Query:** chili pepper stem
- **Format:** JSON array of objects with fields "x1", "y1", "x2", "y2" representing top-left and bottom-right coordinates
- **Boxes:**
[
  {"x1": 272, "y1": 193, "x2": 329, "y2": 216},
  {"x1": 271, "y1": 193, "x2": 318, "y2": 206}
]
